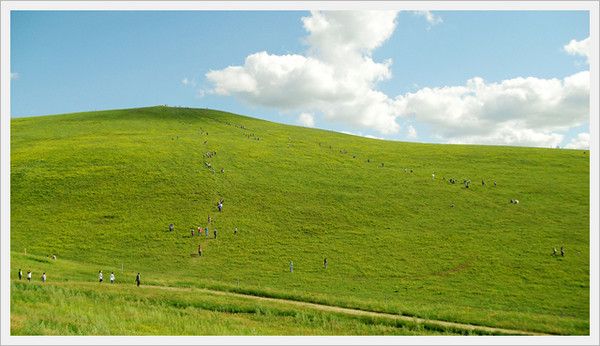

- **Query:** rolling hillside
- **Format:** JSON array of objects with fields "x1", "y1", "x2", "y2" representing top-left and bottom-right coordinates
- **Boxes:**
[{"x1": 10, "y1": 106, "x2": 590, "y2": 335}]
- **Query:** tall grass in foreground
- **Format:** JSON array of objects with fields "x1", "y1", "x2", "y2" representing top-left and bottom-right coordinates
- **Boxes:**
[{"x1": 11, "y1": 281, "x2": 490, "y2": 335}]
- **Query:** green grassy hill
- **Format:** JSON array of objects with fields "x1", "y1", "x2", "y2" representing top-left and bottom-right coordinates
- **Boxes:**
[{"x1": 10, "y1": 106, "x2": 590, "y2": 335}]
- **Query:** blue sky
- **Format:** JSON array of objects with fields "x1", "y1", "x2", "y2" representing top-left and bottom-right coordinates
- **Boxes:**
[{"x1": 10, "y1": 10, "x2": 591, "y2": 148}]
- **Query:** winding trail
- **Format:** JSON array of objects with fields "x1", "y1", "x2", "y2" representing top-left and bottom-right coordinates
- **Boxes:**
[{"x1": 149, "y1": 284, "x2": 550, "y2": 336}]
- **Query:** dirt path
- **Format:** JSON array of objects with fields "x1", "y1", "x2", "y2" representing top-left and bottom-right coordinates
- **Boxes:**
[{"x1": 150, "y1": 284, "x2": 550, "y2": 336}]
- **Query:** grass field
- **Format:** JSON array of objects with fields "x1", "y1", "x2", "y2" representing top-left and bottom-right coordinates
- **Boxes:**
[{"x1": 10, "y1": 106, "x2": 590, "y2": 335}]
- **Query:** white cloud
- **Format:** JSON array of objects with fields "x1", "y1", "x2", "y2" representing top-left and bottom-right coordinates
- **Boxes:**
[
  {"x1": 206, "y1": 11, "x2": 403, "y2": 134},
  {"x1": 407, "y1": 125, "x2": 417, "y2": 138},
  {"x1": 297, "y1": 112, "x2": 315, "y2": 127},
  {"x1": 564, "y1": 132, "x2": 590, "y2": 149},
  {"x1": 205, "y1": 11, "x2": 589, "y2": 148},
  {"x1": 11, "y1": 72, "x2": 19, "y2": 80},
  {"x1": 447, "y1": 124, "x2": 565, "y2": 148},
  {"x1": 564, "y1": 37, "x2": 590, "y2": 63},
  {"x1": 341, "y1": 131, "x2": 384, "y2": 140},
  {"x1": 413, "y1": 11, "x2": 443, "y2": 25},
  {"x1": 181, "y1": 77, "x2": 197, "y2": 87},
  {"x1": 364, "y1": 134, "x2": 385, "y2": 140},
  {"x1": 395, "y1": 71, "x2": 589, "y2": 148}
]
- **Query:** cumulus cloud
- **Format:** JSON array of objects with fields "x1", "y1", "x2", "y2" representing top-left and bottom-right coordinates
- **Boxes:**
[
  {"x1": 564, "y1": 36, "x2": 590, "y2": 63},
  {"x1": 297, "y1": 112, "x2": 315, "y2": 127},
  {"x1": 413, "y1": 11, "x2": 443, "y2": 25},
  {"x1": 564, "y1": 132, "x2": 590, "y2": 149},
  {"x1": 395, "y1": 71, "x2": 589, "y2": 147},
  {"x1": 11, "y1": 72, "x2": 19, "y2": 80},
  {"x1": 206, "y1": 11, "x2": 402, "y2": 134},
  {"x1": 205, "y1": 11, "x2": 589, "y2": 148}
]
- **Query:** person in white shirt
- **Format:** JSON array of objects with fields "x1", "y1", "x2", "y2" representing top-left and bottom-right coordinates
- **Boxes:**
[
  {"x1": 99, "y1": 270, "x2": 103, "y2": 283},
  {"x1": 110, "y1": 272, "x2": 115, "y2": 284},
  {"x1": 42, "y1": 272, "x2": 46, "y2": 283},
  {"x1": 27, "y1": 270, "x2": 32, "y2": 282}
]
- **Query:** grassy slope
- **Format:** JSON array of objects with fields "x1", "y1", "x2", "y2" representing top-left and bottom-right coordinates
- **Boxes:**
[{"x1": 10, "y1": 106, "x2": 590, "y2": 335}]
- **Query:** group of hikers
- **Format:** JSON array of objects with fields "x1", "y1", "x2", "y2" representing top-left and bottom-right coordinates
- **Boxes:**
[
  {"x1": 17, "y1": 268, "x2": 142, "y2": 286},
  {"x1": 97, "y1": 270, "x2": 116, "y2": 284},
  {"x1": 17, "y1": 269, "x2": 36, "y2": 282},
  {"x1": 191, "y1": 225, "x2": 215, "y2": 238},
  {"x1": 95, "y1": 270, "x2": 141, "y2": 286},
  {"x1": 170, "y1": 198, "x2": 233, "y2": 257}
]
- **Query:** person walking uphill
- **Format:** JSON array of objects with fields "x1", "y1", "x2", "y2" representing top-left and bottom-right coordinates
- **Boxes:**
[
  {"x1": 99, "y1": 270, "x2": 103, "y2": 283},
  {"x1": 214, "y1": 229, "x2": 217, "y2": 239},
  {"x1": 136, "y1": 273, "x2": 141, "y2": 287},
  {"x1": 198, "y1": 243, "x2": 203, "y2": 256},
  {"x1": 27, "y1": 270, "x2": 32, "y2": 282},
  {"x1": 18, "y1": 269, "x2": 22, "y2": 280}
]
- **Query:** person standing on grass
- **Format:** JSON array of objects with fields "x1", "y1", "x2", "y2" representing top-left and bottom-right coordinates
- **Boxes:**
[
  {"x1": 169, "y1": 223, "x2": 174, "y2": 232},
  {"x1": 234, "y1": 227, "x2": 238, "y2": 236},
  {"x1": 561, "y1": 246, "x2": 565, "y2": 257},
  {"x1": 324, "y1": 258, "x2": 328, "y2": 269},
  {"x1": 198, "y1": 243, "x2": 203, "y2": 256},
  {"x1": 110, "y1": 272, "x2": 115, "y2": 284},
  {"x1": 41, "y1": 272, "x2": 46, "y2": 283},
  {"x1": 289, "y1": 261, "x2": 294, "y2": 273},
  {"x1": 18, "y1": 269, "x2": 22, "y2": 280},
  {"x1": 198, "y1": 226, "x2": 202, "y2": 237},
  {"x1": 191, "y1": 228, "x2": 195, "y2": 237},
  {"x1": 205, "y1": 226, "x2": 209, "y2": 238},
  {"x1": 214, "y1": 229, "x2": 217, "y2": 239},
  {"x1": 99, "y1": 270, "x2": 103, "y2": 283},
  {"x1": 136, "y1": 273, "x2": 141, "y2": 287},
  {"x1": 27, "y1": 270, "x2": 32, "y2": 282}
]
